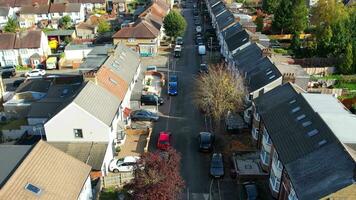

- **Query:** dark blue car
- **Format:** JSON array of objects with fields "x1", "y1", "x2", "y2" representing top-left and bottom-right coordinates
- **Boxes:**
[{"x1": 168, "y1": 75, "x2": 178, "y2": 96}]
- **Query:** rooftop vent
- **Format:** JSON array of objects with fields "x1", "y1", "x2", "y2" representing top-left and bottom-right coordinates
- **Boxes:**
[
  {"x1": 269, "y1": 75, "x2": 276, "y2": 80},
  {"x1": 291, "y1": 107, "x2": 301, "y2": 113},
  {"x1": 289, "y1": 99, "x2": 296, "y2": 104},
  {"x1": 266, "y1": 70, "x2": 273, "y2": 75},
  {"x1": 25, "y1": 183, "x2": 42, "y2": 195},
  {"x1": 296, "y1": 114, "x2": 306, "y2": 121},
  {"x1": 307, "y1": 129, "x2": 319, "y2": 137},
  {"x1": 302, "y1": 121, "x2": 312, "y2": 127},
  {"x1": 318, "y1": 139, "x2": 327, "y2": 147}
]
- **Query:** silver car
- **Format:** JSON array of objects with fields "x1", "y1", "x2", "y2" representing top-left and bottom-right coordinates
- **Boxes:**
[{"x1": 130, "y1": 109, "x2": 159, "y2": 122}]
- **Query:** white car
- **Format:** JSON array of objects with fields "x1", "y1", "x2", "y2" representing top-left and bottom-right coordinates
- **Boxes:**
[
  {"x1": 25, "y1": 69, "x2": 46, "y2": 77},
  {"x1": 109, "y1": 156, "x2": 140, "y2": 173},
  {"x1": 196, "y1": 26, "x2": 202, "y2": 33}
]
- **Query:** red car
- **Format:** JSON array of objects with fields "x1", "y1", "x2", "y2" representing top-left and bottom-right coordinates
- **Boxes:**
[{"x1": 157, "y1": 131, "x2": 171, "y2": 150}]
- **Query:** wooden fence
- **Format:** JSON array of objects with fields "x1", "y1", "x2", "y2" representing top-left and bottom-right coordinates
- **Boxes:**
[{"x1": 101, "y1": 172, "x2": 134, "y2": 188}]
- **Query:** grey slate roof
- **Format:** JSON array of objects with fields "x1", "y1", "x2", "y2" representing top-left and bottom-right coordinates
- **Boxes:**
[
  {"x1": 254, "y1": 83, "x2": 300, "y2": 114},
  {"x1": 0, "y1": 145, "x2": 32, "y2": 188},
  {"x1": 256, "y1": 87, "x2": 356, "y2": 199},
  {"x1": 16, "y1": 79, "x2": 52, "y2": 93},
  {"x1": 241, "y1": 57, "x2": 282, "y2": 92},
  {"x1": 49, "y1": 142, "x2": 108, "y2": 170},
  {"x1": 73, "y1": 81, "x2": 121, "y2": 126},
  {"x1": 211, "y1": 2, "x2": 225, "y2": 16},
  {"x1": 221, "y1": 22, "x2": 243, "y2": 39},
  {"x1": 88, "y1": 44, "x2": 115, "y2": 57},
  {"x1": 102, "y1": 43, "x2": 140, "y2": 85},
  {"x1": 225, "y1": 29, "x2": 249, "y2": 52},
  {"x1": 79, "y1": 56, "x2": 107, "y2": 70},
  {"x1": 233, "y1": 43, "x2": 263, "y2": 66},
  {"x1": 285, "y1": 142, "x2": 355, "y2": 200},
  {"x1": 216, "y1": 10, "x2": 235, "y2": 31}
]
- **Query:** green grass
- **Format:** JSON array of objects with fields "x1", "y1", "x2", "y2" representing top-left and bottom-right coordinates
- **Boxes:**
[
  {"x1": 15, "y1": 65, "x2": 31, "y2": 71},
  {"x1": 0, "y1": 119, "x2": 28, "y2": 130},
  {"x1": 272, "y1": 48, "x2": 289, "y2": 55},
  {"x1": 99, "y1": 187, "x2": 118, "y2": 200},
  {"x1": 335, "y1": 82, "x2": 356, "y2": 90}
]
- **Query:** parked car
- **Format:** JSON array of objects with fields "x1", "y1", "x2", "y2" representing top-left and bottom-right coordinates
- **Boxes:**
[
  {"x1": 196, "y1": 37, "x2": 204, "y2": 45},
  {"x1": 174, "y1": 45, "x2": 182, "y2": 58},
  {"x1": 198, "y1": 132, "x2": 214, "y2": 152},
  {"x1": 199, "y1": 63, "x2": 208, "y2": 73},
  {"x1": 193, "y1": 9, "x2": 199, "y2": 16},
  {"x1": 130, "y1": 109, "x2": 159, "y2": 122},
  {"x1": 146, "y1": 65, "x2": 157, "y2": 72},
  {"x1": 176, "y1": 37, "x2": 183, "y2": 45},
  {"x1": 196, "y1": 26, "x2": 202, "y2": 33},
  {"x1": 141, "y1": 94, "x2": 164, "y2": 106},
  {"x1": 198, "y1": 45, "x2": 206, "y2": 55},
  {"x1": 194, "y1": 19, "x2": 201, "y2": 26},
  {"x1": 0, "y1": 65, "x2": 16, "y2": 78},
  {"x1": 109, "y1": 156, "x2": 140, "y2": 173},
  {"x1": 210, "y1": 153, "x2": 224, "y2": 178},
  {"x1": 25, "y1": 69, "x2": 46, "y2": 77},
  {"x1": 157, "y1": 131, "x2": 171, "y2": 150},
  {"x1": 242, "y1": 182, "x2": 258, "y2": 200},
  {"x1": 168, "y1": 74, "x2": 178, "y2": 96},
  {"x1": 12, "y1": 79, "x2": 25, "y2": 87}
]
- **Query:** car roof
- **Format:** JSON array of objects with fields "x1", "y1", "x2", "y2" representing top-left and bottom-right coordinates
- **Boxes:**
[
  {"x1": 123, "y1": 156, "x2": 138, "y2": 162},
  {"x1": 147, "y1": 65, "x2": 157, "y2": 68},
  {"x1": 159, "y1": 132, "x2": 170, "y2": 141}
]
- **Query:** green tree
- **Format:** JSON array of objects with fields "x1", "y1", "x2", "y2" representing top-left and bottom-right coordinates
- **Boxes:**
[
  {"x1": 97, "y1": 19, "x2": 111, "y2": 33},
  {"x1": 290, "y1": 0, "x2": 308, "y2": 34},
  {"x1": 4, "y1": 18, "x2": 18, "y2": 33},
  {"x1": 59, "y1": 15, "x2": 72, "y2": 29},
  {"x1": 316, "y1": 24, "x2": 333, "y2": 57},
  {"x1": 163, "y1": 10, "x2": 187, "y2": 39},
  {"x1": 262, "y1": 0, "x2": 280, "y2": 14},
  {"x1": 311, "y1": 0, "x2": 348, "y2": 26},
  {"x1": 255, "y1": 15, "x2": 264, "y2": 32},
  {"x1": 272, "y1": 0, "x2": 293, "y2": 33},
  {"x1": 339, "y1": 43, "x2": 353, "y2": 74}
]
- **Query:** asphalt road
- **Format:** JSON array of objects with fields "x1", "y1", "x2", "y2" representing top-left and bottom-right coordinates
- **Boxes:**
[{"x1": 149, "y1": 3, "x2": 239, "y2": 200}]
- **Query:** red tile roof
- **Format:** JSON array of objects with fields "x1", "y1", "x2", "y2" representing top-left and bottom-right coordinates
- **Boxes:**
[
  {"x1": 0, "y1": 0, "x2": 16, "y2": 7},
  {"x1": 15, "y1": 0, "x2": 50, "y2": 7},
  {"x1": 112, "y1": 20, "x2": 160, "y2": 39},
  {"x1": 14, "y1": 30, "x2": 43, "y2": 49},
  {"x1": 49, "y1": 3, "x2": 81, "y2": 13},
  {"x1": 0, "y1": 33, "x2": 16, "y2": 49},
  {"x1": 96, "y1": 66, "x2": 128, "y2": 101}
]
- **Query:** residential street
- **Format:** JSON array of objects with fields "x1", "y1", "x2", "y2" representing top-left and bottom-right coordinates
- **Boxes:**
[{"x1": 148, "y1": 3, "x2": 239, "y2": 200}]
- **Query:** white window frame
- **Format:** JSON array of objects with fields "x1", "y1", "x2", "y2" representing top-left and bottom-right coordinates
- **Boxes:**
[
  {"x1": 252, "y1": 127, "x2": 259, "y2": 140},
  {"x1": 260, "y1": 146, "x2": 270, "y2": 165},
  {"x1": 269, "y1": 169, "x2": 281, "y2": 192},
  {"x1": 288, "y1": 188, "x2": 298, "y2": 200},
  {"x1": 263, "y1": 129, "x2": 272, "y2": 145},
  {"x1": 273, "y1": 152, "x2": 283, "y2": 170},
  {"x1": 254, "y1": 111, "x2": 260, "y2": 121}
]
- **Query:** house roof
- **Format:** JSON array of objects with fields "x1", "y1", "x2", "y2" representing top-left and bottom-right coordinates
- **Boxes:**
[
  {"x1": 76, "y1": 22, "x2": 96, "y2": 31},
  {"x1": 0, "y1": 0, "x2": 15, "y2": 7},
  {"x1": 0, "y1": 145, "x2": 32, "y2": 188},
  {"x1": 99, "y1": 43, "x2": 140, "y2": 101},
  {"x1": 49, "y1": 3, "x2": 81, "y2": 13},
  {"x1": 20, "y1": 4, "x2": 49, "y2": 14},
  {"x1": 73, "y1": 81, "x2": 121, "y2": 126},
  {"x1": 254, "y1": 82, "x2": 301, "y2": 114},
  {"x1": 221, "y1": 22, "x2": 243, "y2": 39},
  {"x1": 15, "y1": 0, "x2": 49, "y2": 7},
  {"x1": 14, "y1": 30, "x2": 43, "y2": 49},
  {"x1": 0, "y1": 33, "x2": 16, "y2": 49},
  {"x1": 0, "y1": 7, "x2": 10, "y2": 16},
  {"x1": 241, "y1": 57, "x2": 282, "y2": 92},
  {"x1": 79, "y1": 56, "x2": 107, "y2": 70},
  {"x1": 302, "y1": 93, "x2": 356, "y2": 144},
  {"x1": 207, "y1": 0, "x2": 221, "y2": 7},
  {"x1": 16, "y1": 79, "x2": 52, "y2": 93},
  {"x1": 49, "y1": 142, "x2": 108, "y2": 170},
  {"x1": 45, "y1": 30, "x2": 75, "y2": 36},
  {"x1": 211, "y1": 2, "x2": 225, "y2": 16},
  {"x1": 0, "y1": 140, "x2": 91, "y2": 200},
  {"x1": 233, "y1": 43, "x2": 263, "y2": 66},
  {"x1": 88, "y1": 44, "x2": 115, "y2": 56},
  {"x1": 112, "y1": 20, "x2": 160, "y2": 39},
  {"x1": 216, "y1": 10, "x2": 235, "y2": 31},
  {"x1": 225, "y1": 29, "x2": 249, "y2": 52}
]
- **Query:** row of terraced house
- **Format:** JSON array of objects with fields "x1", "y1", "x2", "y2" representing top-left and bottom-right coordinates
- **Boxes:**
[{"x1": 205, "y1": 0, "x2": 356, "y2": 199}]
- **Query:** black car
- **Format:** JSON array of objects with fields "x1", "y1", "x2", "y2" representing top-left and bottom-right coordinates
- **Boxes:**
[
  {"x1": 130, "y1": 109, "x2": 159, "y2": 122},
  {"x1": 210, "y1": 153, "x2": 224, "y2": 178},
  {"x1": 194, "y1": 19, "x2": 201, "y2": 26},
  {"x1": 12, "y1": 79, "x2": 25, "y2": 87},
  {"x1": 199, "y1": 64, "x2": 208, "y2": 74},
  {"x1": 198, "y1": 132, "x2": 214, "y2": 152},
  {"x1": 242, "y1": 182, "x2": 258, "y2": 200},
  {"x1": 141, "y1": 94, "x2": 164, "y2": 106},
  {"x1": 0, "y1": 65, "x2": 16, "y2": 78},
  {"x1": 193, "y1": 9, "x2": 199, "y2": 16},
  {"x1": 196, "y1": 38, "x2": 204, "y2": 45}
]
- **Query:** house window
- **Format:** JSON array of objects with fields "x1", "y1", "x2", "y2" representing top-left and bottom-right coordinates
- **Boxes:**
[
  {"x1": 288, "y1": 188, "x2": 298, "y2": 200},
  {"x1": 109, "y1": 77, "x2": 118, "y2": 85},
  {"x1": 263, "y1": 129, "x2": 272, "y2": 145},
  {"x1": 252, "y1": 128, "x2": 259, "y2": 140},
  {"x1": 37, "y1": 14, "x2": 42, "y2": 17},
  {"x1": 273, "y1": 152, "x2": 283, "y2": 170},
  {"x1": 117, "y1": 130, "x2": 125, "y2": 140},
  {"x1": 269, "y1": 169, "x2": 281, "y2": 192},
  {"x1": 260, "y1": 146, "x2": 270, "y2": 165},
  {"x1": 254, "y1": 112, "x2": 260, "y2": 121},
  {"x1": 74, "y1": 129, "x2": 83, "y2": 138},
  {"x1": 20, "y1": 22, "x2": 26, "y2": 27},
  {"x1": 128, "y1": 38, "x2": 135, "y2": 43}
]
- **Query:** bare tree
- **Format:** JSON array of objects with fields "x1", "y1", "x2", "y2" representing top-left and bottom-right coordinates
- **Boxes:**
[{"x1": 194, "y1": 63, "x2": 247, "y2": 125}]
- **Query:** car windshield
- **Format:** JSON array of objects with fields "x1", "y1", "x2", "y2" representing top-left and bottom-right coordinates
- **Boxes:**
[
  {"x1": 201, "y1": 135, "x2": 211, "y2": 145},
  {"x1": 169, "y1": 82, "x2": 177, "y2": 88},
  {"x1": 160, "y1": 140, "x2": 169, "y2": 145},
  {"x1": 170, "y1": 76, "x2": 178, "y2": 82}
]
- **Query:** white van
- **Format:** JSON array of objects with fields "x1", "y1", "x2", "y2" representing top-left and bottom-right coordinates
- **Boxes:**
[{"x1": 198, "y1": 45, "x2": 206, "y2": 55}]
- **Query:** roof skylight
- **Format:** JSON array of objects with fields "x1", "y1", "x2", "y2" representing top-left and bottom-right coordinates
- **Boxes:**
[
  {"x1": 302, "y1": 121, "x2": 312, "y2": 127},
  {"x1": 296, "y1": 114, "x2": 306, "y2": 121},
  {"x1": 292, "y1": 107, "x2": 301, "y2": 113},
  {"x1": 25, "y1": 183, "x2": 42, "y2": 195},
  {"x1": 307, "y1": 129, "x2": 319, "y2": 137}
]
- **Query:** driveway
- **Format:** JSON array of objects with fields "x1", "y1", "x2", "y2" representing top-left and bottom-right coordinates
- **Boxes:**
[{"x1": 148, "y1": 2, "x2": 239, "y2": 199}]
